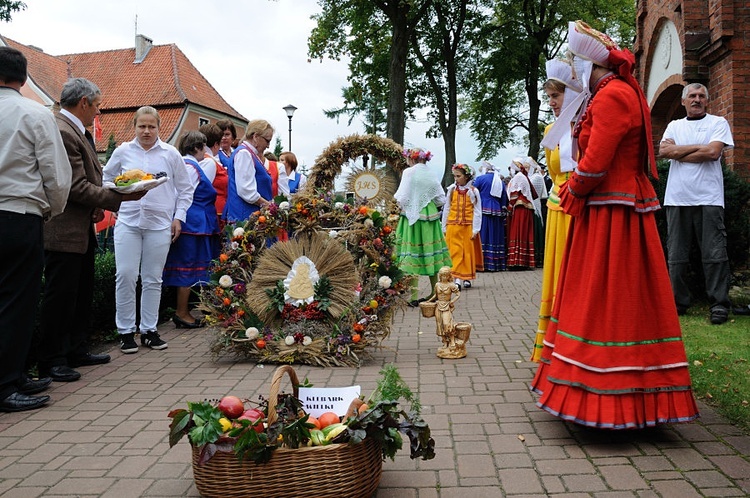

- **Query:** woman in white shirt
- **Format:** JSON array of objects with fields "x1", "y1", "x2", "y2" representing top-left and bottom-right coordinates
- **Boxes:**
[{"x1": 103, "y1": 106, "x2": 193, "y2": 354}]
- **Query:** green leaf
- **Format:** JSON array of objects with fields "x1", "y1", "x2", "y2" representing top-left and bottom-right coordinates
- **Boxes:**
[{"x1": 168, "y1": 409, "x2": 191, "y2": 447}]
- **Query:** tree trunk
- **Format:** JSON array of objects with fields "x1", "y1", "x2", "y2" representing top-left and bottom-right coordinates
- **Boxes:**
[
  {"x1": 386, "y1": 17, "x2": 409, "y2": 146},
  {"x1": 526, "y1": 49, "x2": 541, "y2": 160}
]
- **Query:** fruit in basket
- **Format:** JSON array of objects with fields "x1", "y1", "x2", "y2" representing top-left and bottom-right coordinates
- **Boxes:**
[
  {"x1": 218, "y1": 417, "x2": 233, "y2": 432},
  {"x1": 309, "y1": 429, "x2": 327, "y2": 446},
  {"x1": 322, "y1": 423, "x2": 347, "y2": 442},
  {"x1": 239, "y1": 408, "x2": 265, "y2": 433},
  {"x1": 218, "y1": 395, "x2": 245, "y2": 419},
  {"x1": 306, "y1": 415, "x2": 321, "y2": 430},
  {"x1": 318, "y1": 411, "x2": 340, "y2": 429}
]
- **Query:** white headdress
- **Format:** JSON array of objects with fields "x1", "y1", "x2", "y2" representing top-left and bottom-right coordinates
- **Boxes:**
[
  {"x1": 482, "y1": 160, "x2": 506, "y2": 198},
  {"x1": 540, "y1": 53, "x2": 587, "y2": 152}
]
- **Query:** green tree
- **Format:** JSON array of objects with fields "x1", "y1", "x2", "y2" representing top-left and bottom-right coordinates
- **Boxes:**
[
  {"x1": 466, "y1": 0, "x2": 636, "y2": 161},
  {"x1": 0, "y1": 0, "x2": 25, "y2": 22},
  {"x1": 411, "y1": 0, "x2": 491, "y2": 184},
  {"x1": 104, "y1": 133, "x2": 117, "y2": 163},
  {"x1": 309, "y1": 0, "x2": 432, "y2": 146},
  {"x1": 273, "y1": 137, "x2": 283, "y2": 158}
]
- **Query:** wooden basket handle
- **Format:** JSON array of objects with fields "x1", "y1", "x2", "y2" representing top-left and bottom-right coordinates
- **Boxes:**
[{"x1": 266, "y1": 365, "x2": 300, "y2": 425}]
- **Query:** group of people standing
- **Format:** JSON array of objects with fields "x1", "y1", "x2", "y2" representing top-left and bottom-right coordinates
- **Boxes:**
[
  {"x1": 0, "y1": 45, "x2": 311, "y2": 413},
  {"x1": 393, "y1": 150, "x2": 485, "y2": 305},
  {"x1": 530, "y1": 20, "x2": 734, "y2": 429}
]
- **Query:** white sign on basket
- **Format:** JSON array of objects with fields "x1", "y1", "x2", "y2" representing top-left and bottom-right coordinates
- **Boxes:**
[{"x1": 299, "y1": 386, "x2": 361, "y2": 417}]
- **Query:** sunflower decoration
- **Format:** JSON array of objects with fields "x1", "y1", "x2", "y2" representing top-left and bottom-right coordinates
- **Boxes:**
[{"x1": 245, "y1": 233, "x2": 358, "y2": 325}]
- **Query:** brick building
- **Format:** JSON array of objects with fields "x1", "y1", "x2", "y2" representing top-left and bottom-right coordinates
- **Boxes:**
[{"x1": 634, "y1": 0, "x2": 749, "y2": 179}]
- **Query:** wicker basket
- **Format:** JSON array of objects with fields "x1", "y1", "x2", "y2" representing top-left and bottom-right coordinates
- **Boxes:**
[
  {"x1": 190, "y1": 365, "x2": 383, "y2": 498},
  {"x1": 455, "y1": 322, "x2": 472, "y2": 345},
  {"x1": 419, "y1": 301, "x2": 436, "y2": 318}
]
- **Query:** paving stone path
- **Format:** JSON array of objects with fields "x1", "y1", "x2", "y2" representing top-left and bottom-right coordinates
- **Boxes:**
[{"x1": 1, "y1": 269, "x2": 748, "y2": 497}]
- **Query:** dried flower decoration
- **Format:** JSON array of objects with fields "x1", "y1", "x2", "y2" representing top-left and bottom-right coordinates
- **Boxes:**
[
  {"x1": 402, "y1": 148, "x2": 433, "y2": 163},
  {"x1": 451, "y1": 163, "x2": 474, "y2": 179}
]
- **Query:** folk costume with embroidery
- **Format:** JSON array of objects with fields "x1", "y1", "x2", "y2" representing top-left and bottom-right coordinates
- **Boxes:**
[
  {"x1": 223, "y1": 142, "x2": 273, "y2": 222},
  {"x1": 531, "y1": 58, "x2": 581, "y2": 362},
  {"x1": 531, "y1": 21, "x2": 699, "y2": 429},
  {"x1": 506, "y1": 159, "x2": 536, "y2": 269},
  {"x1": 441, "y1": 182, "x2": 483, "y2": 282},
  {"x1": 473, "y1": 163, "x2": 508, "y2": 271},
  {"x1": 394, "y1": 163, "x2": 452, "y2": 276}
]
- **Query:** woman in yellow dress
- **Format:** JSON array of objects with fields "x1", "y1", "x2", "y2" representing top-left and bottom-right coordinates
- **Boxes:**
[{"x1": 530, "y1": 58, "x2": 582, "y2": 362}]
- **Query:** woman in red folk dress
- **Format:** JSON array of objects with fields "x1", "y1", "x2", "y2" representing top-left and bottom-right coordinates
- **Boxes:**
[
  {"x1": 506, "y1": 158, "x2": 537, "y2": 270},
  {"x1": 530, "y1": 21, "x2": 699, "y2": 429}
]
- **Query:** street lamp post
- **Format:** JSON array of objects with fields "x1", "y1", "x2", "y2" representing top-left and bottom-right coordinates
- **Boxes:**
[{"x1": 283, "y1": 104, "x2": 297, "y2": 151}]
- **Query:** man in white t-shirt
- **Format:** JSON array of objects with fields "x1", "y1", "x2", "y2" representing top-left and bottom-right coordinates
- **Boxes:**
[{"x1": 659, "y1": 82, "x2": 734, "y2": 325}]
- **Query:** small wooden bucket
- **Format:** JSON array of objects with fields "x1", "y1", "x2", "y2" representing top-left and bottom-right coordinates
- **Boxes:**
[
  {"x1": 455, "y1": 322, "x2": 472, "y2": 345},
  {"x1": 419, "y1": 301, "x2": 436, "y2": 318}
]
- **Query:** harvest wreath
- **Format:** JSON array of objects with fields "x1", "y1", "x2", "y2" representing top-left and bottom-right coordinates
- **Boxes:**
[
  {"x1": 197, "y1": 189, "x2": 409, "y2": 366},
  {"x1": 168, "y1": 365, "x2": 435, "y2": 498}
]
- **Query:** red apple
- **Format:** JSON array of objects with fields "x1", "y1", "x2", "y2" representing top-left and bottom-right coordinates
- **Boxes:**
[
  {"x1": 217, "y1": 396, "x2": 245, "y2": 419},
  {"x1": 239, "y1": 408, "x2": 265, "y2": 433}
]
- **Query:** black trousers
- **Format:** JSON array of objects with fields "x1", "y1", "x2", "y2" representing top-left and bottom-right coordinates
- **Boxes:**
[
  {"x1": 0, "y1": 212, "x2": 44, "y2": 399},
  {"x1": 33, "y1": 235, "x2": 96, "y2": 369}
]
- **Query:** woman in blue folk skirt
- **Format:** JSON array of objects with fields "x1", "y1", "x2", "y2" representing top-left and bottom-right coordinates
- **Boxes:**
[
  {"x1": 473, "y1": 161, "x2": 508, "y2": 271},
  {"x1": 163, "y1": 130, "x2": 220, "y2": 329}
]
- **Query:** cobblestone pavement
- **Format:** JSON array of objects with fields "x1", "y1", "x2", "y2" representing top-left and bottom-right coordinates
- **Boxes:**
[{"x1": 1, "y1": 269, "x2": 748, "y2": 497}]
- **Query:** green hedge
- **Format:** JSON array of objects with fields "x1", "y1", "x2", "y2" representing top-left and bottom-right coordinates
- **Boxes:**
[{"x1": 91, "y1": 249, "x2": 117, "y2": 337}]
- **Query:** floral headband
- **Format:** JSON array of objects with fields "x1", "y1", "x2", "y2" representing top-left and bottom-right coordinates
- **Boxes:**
[
  {"x1": 452, "y1": 163, "x2": 473, "y2": 178},
  {"x1": 402, "y1": 148, "x2": 433, "y2": 162}
]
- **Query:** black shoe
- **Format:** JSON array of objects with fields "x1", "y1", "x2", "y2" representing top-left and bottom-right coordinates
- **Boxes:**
[
  {"x1": 0, "y1": 392, "x2": 50, "y2": 413},
  {"x1": 463, "y1": 281, "x2": 472, "y2": 289},
  {"x1": 141, "y1": 331, "x2": 168, "y2": 350},
  {"x1": 45, "y1": 365, "x2": 81, "y2": 382},
  {"x1": 172, "y1": 315, "x2": 204, "y2": 329},
  {"x1": 732, "y1": 305, "x2": 750, "y2": 316},
  {"x1": 710, "y1": 307, "x2": 729, "y2": 325},
  {"x1": 68, "y1": 352, "x2": 111, "y2": 368},
  {"x1": 120, "y1": 333, "x2": 138, "y2": 354},
  {"x1": 19, "y1": 375, "x2": 52, "y2": 395},
  {"x1": 676, "y1": 306, "x2": 687, "y2": 316}
]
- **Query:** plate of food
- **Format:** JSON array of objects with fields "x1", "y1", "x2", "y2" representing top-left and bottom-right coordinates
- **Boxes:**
[{"x1": 105, "y1": 170, "x2": 169, "y2": 194}]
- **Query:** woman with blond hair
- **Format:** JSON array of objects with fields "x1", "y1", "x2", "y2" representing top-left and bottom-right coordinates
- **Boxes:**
[
  {"x1": 103, "y1": 106, "x2": 193, "y2": 354},
  {"x1": 223, "y1": 120, "x2": 275, "y2": 222}
]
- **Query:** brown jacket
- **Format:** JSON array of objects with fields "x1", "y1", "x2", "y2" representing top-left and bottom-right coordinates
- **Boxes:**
[{"x1": 44, "y1": 113, "x2": 122, "y2": 253}]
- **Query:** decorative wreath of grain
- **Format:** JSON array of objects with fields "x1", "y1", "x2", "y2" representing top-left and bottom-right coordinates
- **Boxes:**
[
  {"x1": 302, "y1": 134, "x2": 408, "y2": 192},
  {"x1": 245, "y1": 232, "x2": 359, "y2": 326}
]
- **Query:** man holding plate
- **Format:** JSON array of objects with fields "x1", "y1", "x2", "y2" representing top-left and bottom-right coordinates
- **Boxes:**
[{"x1": 32, "y1": 78, "x2": 144, "y2": 383}]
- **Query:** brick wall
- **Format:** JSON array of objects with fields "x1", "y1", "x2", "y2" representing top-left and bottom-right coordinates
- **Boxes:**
[{"x1": 637, "y1": 0, "x2": 749, "y2": 178}]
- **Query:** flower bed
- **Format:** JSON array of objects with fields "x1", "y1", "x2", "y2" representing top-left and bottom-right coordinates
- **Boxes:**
[{"x1": 198, "y1": 189, "x2": 409, "y2": 366}]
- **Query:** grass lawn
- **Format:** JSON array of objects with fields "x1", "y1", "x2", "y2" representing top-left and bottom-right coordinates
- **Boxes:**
[{"x1": 681, "y1": 305, "x2": 750, "y2": 433}]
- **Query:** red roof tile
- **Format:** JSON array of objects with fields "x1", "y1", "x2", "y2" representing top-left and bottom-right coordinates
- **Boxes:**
[
  {"x1": 98, "y1": 108, "x2": 185, "y2": 152},
  {"x1": 1, "y1": 35, "x2": 247, "y2": 151}
]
